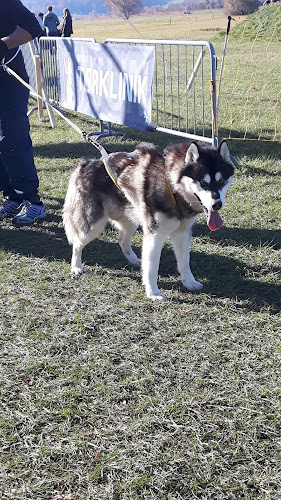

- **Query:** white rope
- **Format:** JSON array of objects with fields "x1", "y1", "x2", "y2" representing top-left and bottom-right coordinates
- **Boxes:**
[
  {"x1": 0, "y1": 47, "x2": 20, "y2": 69},
  {"x1": 2, "y1": 62, "x2": 127, "y2": 186},
  {"x1": 4, "y1": 63, "x2": 110, "y2": 160}
]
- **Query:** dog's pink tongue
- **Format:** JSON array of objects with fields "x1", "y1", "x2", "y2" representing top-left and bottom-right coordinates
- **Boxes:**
[{"x1": 207, "y1": 210, "x2": 223, "y2": 231}]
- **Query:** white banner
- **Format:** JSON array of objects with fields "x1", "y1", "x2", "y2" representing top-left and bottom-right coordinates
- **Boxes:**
[{"x1": 57, "y1": 39, "x2": 155, "y2": 131}]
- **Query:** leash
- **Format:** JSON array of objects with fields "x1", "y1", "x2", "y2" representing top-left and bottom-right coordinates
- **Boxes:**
[
  {"x1": 5, "y1": 61, "x2": 180, "y2": 199},
  {"x1": 4, "y1": 60, "x2": 182, "y2": 199},
  {"x1": 3, "y1": 62, "x2": 123, "y2": 191},
  {"x1": 0, "y1": 47, "x2": 20, "y2": 69},
  {"x1": 84, "y1": 134, "x2": 123, "y2": 193}
]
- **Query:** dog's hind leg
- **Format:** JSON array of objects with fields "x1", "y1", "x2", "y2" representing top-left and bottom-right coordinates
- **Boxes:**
[
  {"x1": 71, "y1": 217, "x2": 107, "y2": 276},
  {"x1": 170, "y1": 217, "x2": 203, "y2": 292},
  {"x1": 114, "y1": 218, "x2": 140, "y2": 267}
]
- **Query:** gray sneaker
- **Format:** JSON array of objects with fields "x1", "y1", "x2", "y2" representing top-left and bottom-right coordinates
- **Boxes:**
[
  {"x1": 0, "y1": 198, "x2": 22, "y2": 221},
  {"x1": 12, "y1": 200, "x2": 47, "y2": 226}
]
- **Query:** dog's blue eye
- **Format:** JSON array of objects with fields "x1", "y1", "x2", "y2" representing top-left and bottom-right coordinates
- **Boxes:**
[{"x1": 218, "y1": 178, "x2": 225, "y2": 186}]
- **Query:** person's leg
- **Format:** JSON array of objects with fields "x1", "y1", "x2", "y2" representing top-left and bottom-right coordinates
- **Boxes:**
[
  {"x1": 0, "y1": 79, "x2": 24, "y2": 219},
  {"x1": 0, "y1": 154, "x2": 23, "y2": 220},
  {"x1": 0, "y1": 78, "x2": 41, "y2": 204},
  {"x1": 0, "y1": 155, "x2": 23, "y2": 202},
  {"x1": 0, "y1": 76, "x2": 46, "y2": 225}
]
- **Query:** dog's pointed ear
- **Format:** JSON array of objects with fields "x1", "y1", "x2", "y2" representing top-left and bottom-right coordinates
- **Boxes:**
[
  {"x1": 218, "y1": 140, "x2": 230, "y2": 163},
  {"x1": 185, "y1": 142, "x2": 199, "y2": 164}
]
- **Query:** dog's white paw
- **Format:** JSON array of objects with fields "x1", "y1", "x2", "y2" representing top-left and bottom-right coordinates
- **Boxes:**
[
  {"x1": 183, "y1": 279, "x2": 203, "y2": 292},
  {"x1": 71, "y1": 266, "x2": 84, "y2": 276},
  {"x1": 147, "y1": 292, "x2": 166, "y2": 300}
]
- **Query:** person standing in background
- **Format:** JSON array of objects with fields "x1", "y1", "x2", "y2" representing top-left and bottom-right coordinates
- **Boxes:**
[
  {"x1": 43, "y1": 5, "x2": 60, "y2": 37},
  {"x1": 60, "y1": 8, "x2": 73, "y2": 38},
  {"x1": 36, "y1": 12, "x2": 44, "y2": 31},
  {"x1": 0, "y1": 0, "x2": 47, "y2": 226},
  {"x1": 36, "y1": 12, "x2": 46, "y2": 37}
]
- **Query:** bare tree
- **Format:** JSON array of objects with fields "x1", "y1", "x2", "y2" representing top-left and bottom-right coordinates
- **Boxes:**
[
  {"x1": 223, "y1": 0, "x2": 260, "y2": 15},
  {"x1": 105, "y1": 0, "x2": 143, "y2": 19}
]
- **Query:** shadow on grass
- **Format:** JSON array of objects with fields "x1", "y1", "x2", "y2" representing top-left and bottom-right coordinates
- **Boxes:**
[
  {"x1": 33, "y1": 138, "x2": 146, "y2": 169},
  {"x1": 0, "y1": 218, "x2": 280, "y2": 313},
  {"x1": 32, "y1": 119, "x2": 281, "y2": 179},
  {"x1": 159, "y1": 248, "x2": 281, "y2": 314},
  {"x1": 193, "y1": 223, "x2": 281, "y2": 250},
  {"x1": 220, "y1": 136, "x2": 281, "y2": 162},
  {"x1": 33, "y1": 141, "x2": 100, "y2": 161}
]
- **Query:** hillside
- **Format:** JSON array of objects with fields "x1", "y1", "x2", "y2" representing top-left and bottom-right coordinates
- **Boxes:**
[{"x1": 229, "y1": 3, "x2": 281, "y2": 41}]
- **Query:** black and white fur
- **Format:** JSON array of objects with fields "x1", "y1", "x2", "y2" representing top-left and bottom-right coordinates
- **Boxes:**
[{"x1": 63, "y1": 141, "x2": 234, "y2": 299}]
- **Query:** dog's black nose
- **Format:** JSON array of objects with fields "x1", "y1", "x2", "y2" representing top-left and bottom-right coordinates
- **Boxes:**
[{"x1": 212, "y1": 200, "x2": 222, "y2": 210}]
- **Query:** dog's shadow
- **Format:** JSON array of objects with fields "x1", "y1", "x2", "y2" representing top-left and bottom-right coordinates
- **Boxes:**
[
  {"x1": 0, "y1": 217, "x2": 280, "y2": 313},
  {"x1": 159, "y1": 247, "x2": 280, "y2": 313},
  {"x1": 158, "y1": 223, "x2": 281, "y2": 312}
]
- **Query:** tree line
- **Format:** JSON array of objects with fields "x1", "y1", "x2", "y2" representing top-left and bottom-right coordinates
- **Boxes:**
[{"x1": 105, "y1": 0, "x2": 261, "y2": 19}]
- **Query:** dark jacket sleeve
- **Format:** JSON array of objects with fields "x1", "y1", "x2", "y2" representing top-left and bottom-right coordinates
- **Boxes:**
[{"x1": 6, "y1": 0, "x2": 43, "y2": 39}]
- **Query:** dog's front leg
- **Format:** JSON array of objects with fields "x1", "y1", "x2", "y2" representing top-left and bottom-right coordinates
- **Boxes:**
[
  {"x1": 170, "y1": 217, "x2": 203, "y2": 292},
  {"x1": 142, "y1": 231, "x2": 166, "y2": 300}
]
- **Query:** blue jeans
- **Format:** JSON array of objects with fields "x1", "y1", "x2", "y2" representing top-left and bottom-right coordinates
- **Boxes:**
[{"x1": 0, "y1": 74, "x2": 40, "y2": 203}]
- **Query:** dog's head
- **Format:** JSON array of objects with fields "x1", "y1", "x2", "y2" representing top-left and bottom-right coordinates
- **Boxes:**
[{"x1": 180, "y1": 140, "x2": 234, "y2": 230}]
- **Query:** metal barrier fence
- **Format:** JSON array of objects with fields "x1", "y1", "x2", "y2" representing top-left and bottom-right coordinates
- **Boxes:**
[
  {"x1": 39, "y1": 37, "x2": 218, "y2": 146},
  {"x1": 105, "y1": 38, "x2": 218, "y2": 146},
  {"x1": 21, "y1": 42, "x2": 38, "y2": 92}
]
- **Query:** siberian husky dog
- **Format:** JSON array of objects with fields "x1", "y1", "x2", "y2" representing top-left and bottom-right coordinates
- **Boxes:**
[{"x1": 63, "y1": 140, "x2": 234, "y2": 299}]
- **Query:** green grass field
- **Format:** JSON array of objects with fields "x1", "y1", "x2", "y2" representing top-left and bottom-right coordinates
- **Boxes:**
[
  {"x1": 73, "y1": 10, "x2": 229, "y2": 42},
  {"x1": 0, "y1": 8, "x2": 281, "y2": 500}
]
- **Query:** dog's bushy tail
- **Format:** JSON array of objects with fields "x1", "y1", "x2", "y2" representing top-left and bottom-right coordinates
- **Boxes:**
[{"x1": 63, "y1": 167, "x2": 82, "y2": 245}]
